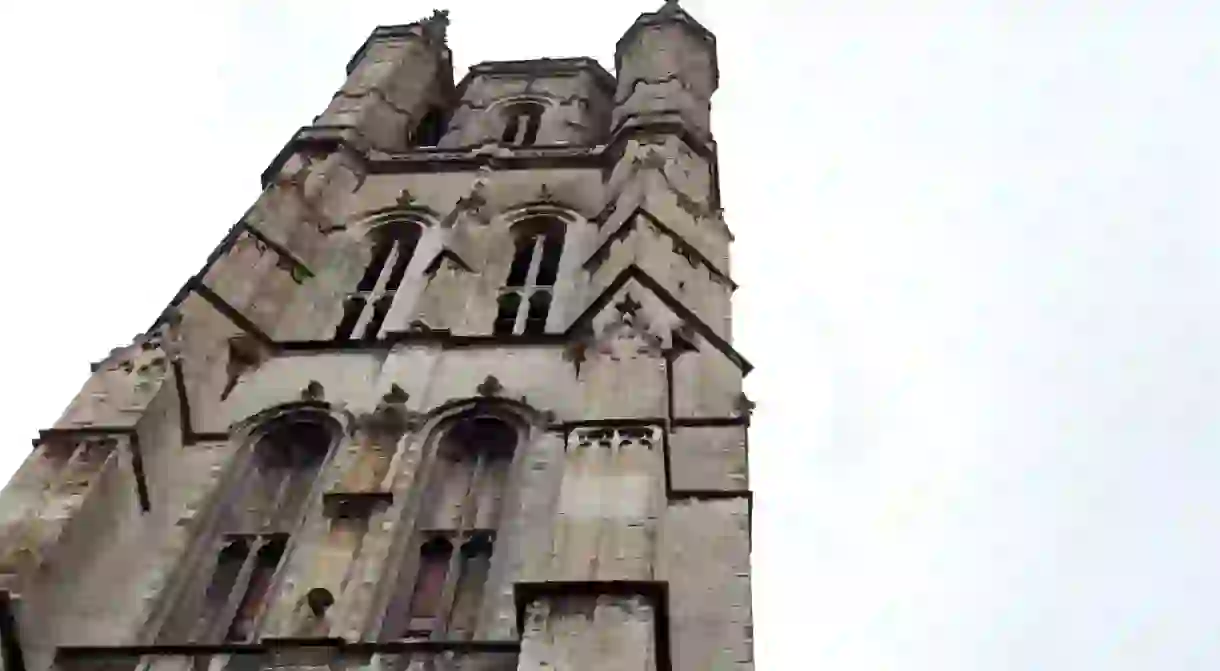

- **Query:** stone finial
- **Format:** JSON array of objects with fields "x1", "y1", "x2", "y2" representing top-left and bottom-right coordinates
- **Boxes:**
[
  {"x1": 396, "y1": 188, "x2": 416, "y2": 207},
  {"x1": 536, "y1": 183, "x2": 557, "y2": 203},
  {"x1": 421, "y1": 9, "x2": 450, "y2": 45},
  {"x1": 356, "y1": 384, "x2": 421, "y2": 438},
  {"x1": 477, "y1": 375, "x2": 503, "y2": 397},
  {"x1": 301, "y1": 380, "x2": 325, "y2": 402}
]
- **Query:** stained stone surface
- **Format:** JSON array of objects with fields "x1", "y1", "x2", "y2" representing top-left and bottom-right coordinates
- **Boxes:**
[{"x1": 9, "y1": 5, "x2": 752, "y2": 671}]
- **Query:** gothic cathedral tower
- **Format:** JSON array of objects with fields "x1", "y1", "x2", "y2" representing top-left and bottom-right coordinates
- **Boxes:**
[{"x1": 0, "y1": 4, "x2": 753, "y2": 671}]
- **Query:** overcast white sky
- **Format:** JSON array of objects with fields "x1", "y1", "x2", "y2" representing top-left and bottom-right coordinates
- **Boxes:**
[{"x1": 2, "y1": 0, "x2": 1220, "y2": 668}]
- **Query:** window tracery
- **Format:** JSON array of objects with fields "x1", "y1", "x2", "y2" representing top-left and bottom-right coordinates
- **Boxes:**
[
  {"x1": 158, "y1": 414, "x2": 336, "y2": 644},
  {"x1": 384, "y1": 414, "x2": 518, "y2": 641},
  {"x1": 499, "y1": 101, "x2": 545, "y2": 146},
  {"x1": 494, "y1": 218, "x2": 564, "y2": 335},
  {"x1": 335, "y1": 220, "x2": 424, "y2": 341}
]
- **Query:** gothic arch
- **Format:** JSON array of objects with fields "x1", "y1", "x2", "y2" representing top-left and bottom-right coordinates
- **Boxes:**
[
  {"x1": 346, "y1": 206, "x2": 440, "y2": 240},
  {"x1": 489, "y1": 94, "x2": 556, "y2": 147},
  {"x1": 148, "y1": 403, "x2": 346, "y2": 644},
  {"x1": 372, "y1": 398, "x2": 538, "y2": 641},
  {"x1": 335, "y1": 208, "x2": 439, "y2": 341}
]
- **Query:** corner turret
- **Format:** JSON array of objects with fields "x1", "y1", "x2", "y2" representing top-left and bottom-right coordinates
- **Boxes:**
[{"x1": 612, "y1": 0, "x2": 718, "y2": 139}]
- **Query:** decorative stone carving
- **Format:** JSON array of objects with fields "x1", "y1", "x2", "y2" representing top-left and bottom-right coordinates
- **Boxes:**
[
  {"x1": 395, "y1": 187, "x2": 415, "y2": 208},
  {"x1": 420, "y1": 8, "x2": 450, "y2": 45},
  {"x1": 591, "y1": 293, "x2": 664, "y2": 362},
  {"x1": 477, "y1": 375, "x2": 504, "y2": 397},
  {"x1": 536, "y1": 183, "x2": 557, "y2": 203},
  {"x1": 354, "y1": 384, "x2": 422, "y2": 439},
  {"x1": 632, "y1": 148, "x2": 667, "y2": 172},
  {"x1": 571, "y1": 425, "x2": 660, "y2": 451},
  {"x1": 301, "y1": 380, "x2": 325, "y2": 402},
  {"x1": 221, "y1": 334, "x2": 266, "y2": 401},
  {"x1": 614, "y1": 293, "x2": 642, "y2": 318}
]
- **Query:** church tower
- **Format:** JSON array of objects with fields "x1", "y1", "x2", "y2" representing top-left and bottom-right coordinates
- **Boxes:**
[{"x1": 0, "y1": 4, "x2": 753, "y2": 671}]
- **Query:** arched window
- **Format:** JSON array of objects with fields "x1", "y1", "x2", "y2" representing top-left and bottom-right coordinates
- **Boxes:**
[
  {"x1": 335, "y1": 221, "x2": 423, "y2": 341},
  {"x1": 407, "y1": 106, "x2": 446, "y2": 148},
  {"x1": 159, "y1": 415, "x2": 335, "y2": 643},
  {"x1": 499, "y1": 101, "x2": 545, "y2": 146},
  {"x1": 494, "y1": 218, "x2": 564, "y2": 335},
  {"x1": 384, "y1": 415, "x2": 517, "y2": 641}
]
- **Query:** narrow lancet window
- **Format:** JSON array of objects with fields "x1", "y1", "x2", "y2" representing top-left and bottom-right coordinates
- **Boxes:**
[
  {"x1": 495, "y1": 218, "x2": 564, "y2": 335},
  {"x1": 500, "y1": 102, "x2": 545, "y2": 146},
  {"x1": 408, "y1": 107, "x2": 446, "y2": 147},
  {"x1": 159, "y1": 416, "x2": 334, "y2": 644},
  {"x1": 335, "y1": 221, "x2": 423, "y2": 341},
  {"x1": 384, "y1": 415, "x2": 517, "y2": 641}
]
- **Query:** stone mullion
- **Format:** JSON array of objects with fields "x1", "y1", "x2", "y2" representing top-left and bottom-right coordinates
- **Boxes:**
[
  {"x1": 512, "y1": 113, "x2": 530, "y2": 145},
  {"x1": 203, "y1": 535, "x2": 266, "y2": 643},
  {"x1": 435, "y1": 453, "x2": 486, "y2": 638},
  {"x1": 354, "y1": 243, "x2": 401, "y2": 338},
  {"x1": 513, "y1": 236, "x2": 546, "y2": 334}
]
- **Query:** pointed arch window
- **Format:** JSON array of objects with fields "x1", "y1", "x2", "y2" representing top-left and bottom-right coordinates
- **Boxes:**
[
  {"x1": 335, "y1": 220, "x2": 424, "y2": 341},
  {"x1": 495, "y1": 218, "x2": 564, "y2": 335},
  {"x1": 500, "y1": 101, "x2": 545, "y2": 146},
  {"x1": 158, "y1": 415, "x2": 335, "y2": 644},
  {"x1": 384, "y1": 415, "x2": 517, "y2": 641},
  {"x1": 408, "y1": 106, "x2": 446, "y2": 148}
]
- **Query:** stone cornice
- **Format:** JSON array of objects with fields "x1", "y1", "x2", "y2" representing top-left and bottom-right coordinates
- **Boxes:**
[
  {"x1": 344, "y1": 23, "x2": 454, "y2": 76},
  {"x1": 455, "y1": 57, "x2": 615, "y2": 101}
]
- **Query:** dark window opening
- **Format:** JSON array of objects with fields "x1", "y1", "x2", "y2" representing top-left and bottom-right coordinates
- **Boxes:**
[
  {"x1": 525, "y1": 292, "x2": 550, "y2": 335},
  {"x1": 383, "y1": 240, "x2": 414, "y2": 292},
  {"x1": 192, "y1": 539, "x2": 249, "y2": 640},
  {"x1": 225, "y1": 536, "x2": 286, "y2": 642},
  {"x1": 335, "y1": 223, "x2": 422, "y2": 341},
  {"x1": 358, "y1": 238, "x2": 395, "y2": 292},
  {"x1": 506, "y1": 235, "x2": 535, "y2": 287},
  {"x1": 404, "y1": 537, "x2": 453, "y2": 636},
  {"x1": 365, "y1": 295, "x2": 393, "y2": 341},
  {"x1": 500, "y1": 102, "x2": 545, "y2": 146},
  {"x1": 408, "y1": 107, "x2": 446, "y2": 147},
  {"x1": 448, "y1": 534, "x2": 494, "y2": 640},
  {"x1": 500, "y1": 114, "x2": 520, "y2": 144},
  {"x1": 536, "y1": 234, "x2": 563, "y2": 287},
  {"x1": 334, "y1": 296, "x2": 366, "y2": 341},
  {"x1": 494, "y1": 293, "x2": 521, "y2": 335},
  {"x1": 161, "y1": 417, "x2": 334, "y2": 645}
]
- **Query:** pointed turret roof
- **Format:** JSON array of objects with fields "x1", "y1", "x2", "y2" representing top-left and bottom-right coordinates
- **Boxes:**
[{"x1": 614, "y1": 0, "x2": 718, "y2": 89}]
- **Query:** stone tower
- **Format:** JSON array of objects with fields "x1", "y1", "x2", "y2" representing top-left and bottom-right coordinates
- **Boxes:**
[{"x1": 0, "y1": 4, "x2": 753, "y2": 671}]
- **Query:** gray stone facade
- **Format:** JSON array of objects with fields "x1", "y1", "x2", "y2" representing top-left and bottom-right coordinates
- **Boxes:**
[{"x1": 0, "y1": 4, "x2": 753, "y2": 671}]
